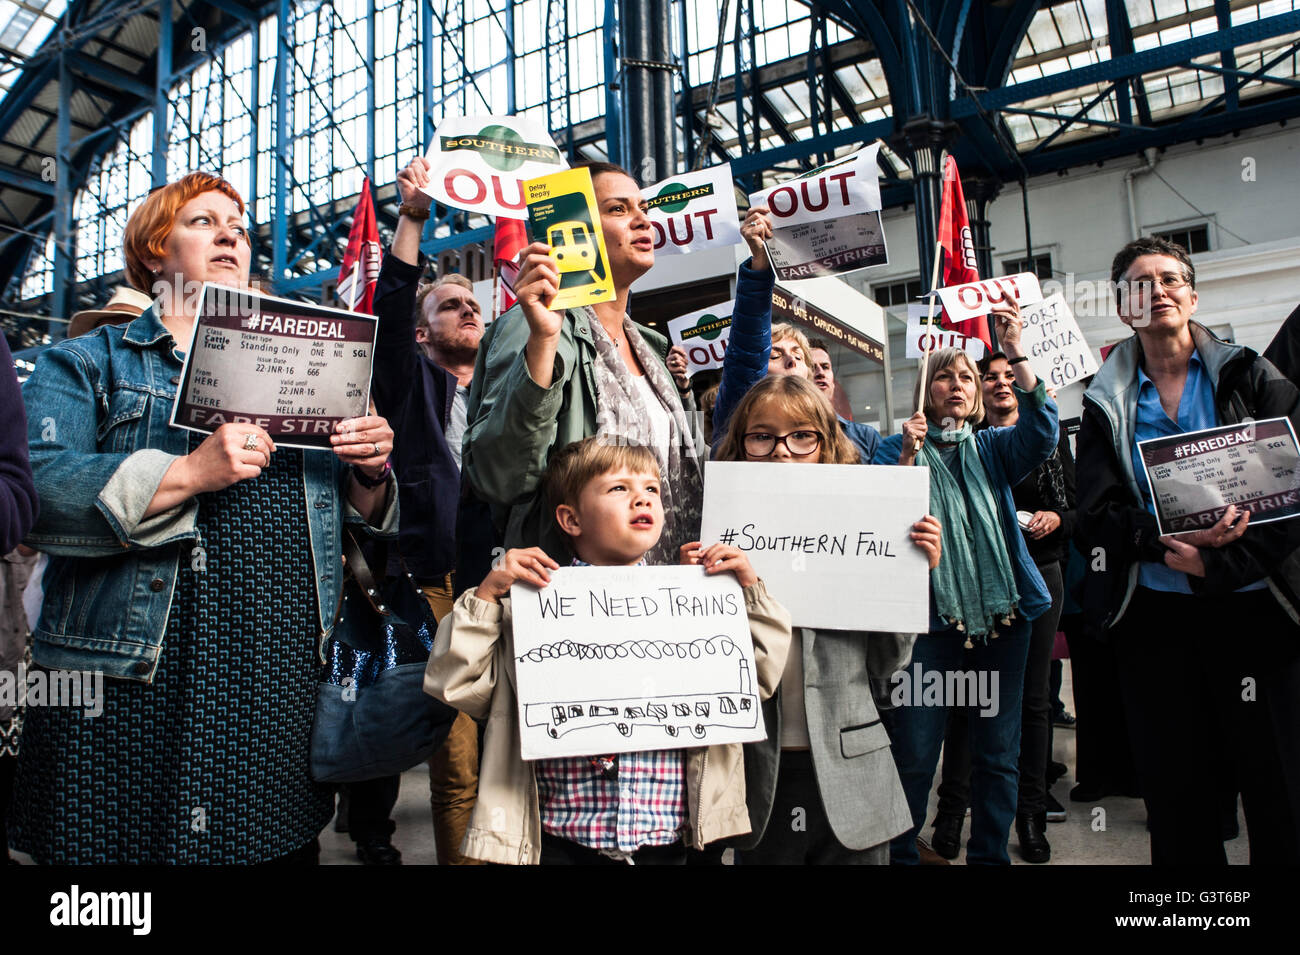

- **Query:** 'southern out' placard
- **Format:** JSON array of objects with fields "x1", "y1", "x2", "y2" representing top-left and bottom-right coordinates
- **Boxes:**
[
  {"x1": 700, "y1": 462, "x2": 931, "y2": 632},
  {"x1": 667, "y1": 301, "x2": 733, "y2": 375},
  {"x1": 748, "y1": 143, "x2": 881, "y2": 229},
  {"x1": 422, "y1": 114, "x2": 568, "y2": 219},
  {"x1": 510, "y1": 565, "x2": 765, "y2": 760},
  {"x1": 642, "y1": 164, "x2": 742, "y2": 256},
  {"x1": 934, "y1": 272, "x2": 1043, "y2": 324},
  {"x1": 905, "y1": 303, "x2": 986, "y2": 360}
]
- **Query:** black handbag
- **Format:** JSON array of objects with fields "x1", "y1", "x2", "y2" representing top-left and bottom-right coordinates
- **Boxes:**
[{"x1": 310, "y1": 529, "x2": 458, "y2": 783}]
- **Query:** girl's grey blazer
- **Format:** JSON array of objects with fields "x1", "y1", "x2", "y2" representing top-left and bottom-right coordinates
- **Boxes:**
[{"x1": 735, "y1": 627, "x2": 916, "y2": 852}]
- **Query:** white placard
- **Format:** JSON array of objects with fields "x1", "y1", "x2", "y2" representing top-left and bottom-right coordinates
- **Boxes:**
[
  {"x1": 667, "y1": 301, "x2": 733, "y2": 374},
  {"x1": 643, "y1": 164, "x2": 742, "y2": 256},
  {"x1": 765, "y1": 210, "x2": 889, "y2": 281},
  {"x1": 1018, "y1": 293, "x2": 1098, "y2": 389},
  {"x1": 510, "y1": 565, "x2": 765, "y2": 760},
  {"x1": 748, "y1": 143, "x2": 882, "y2": 228},
  {"x1": 422, "y1": 115, "x2": 568, "y2": 219},
  {"x1": 699, "y1": 462, "x2": 931, "y2": 632},
  {"x1": 905, "y1": 303, "x2": 987, "y2": 360},
  {"x1": 934, "y1": 272, "x2": 1043, "y2": 324}
]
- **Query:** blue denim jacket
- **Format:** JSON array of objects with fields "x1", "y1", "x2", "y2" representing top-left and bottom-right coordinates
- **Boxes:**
[{"x1": 21, "y1": 305, "x2": 398, "y2": 682}]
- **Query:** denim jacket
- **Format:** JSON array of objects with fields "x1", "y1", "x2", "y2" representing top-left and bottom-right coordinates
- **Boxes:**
[{"x1": 21, "y1": 305, "x2": 398, "y2": 683}]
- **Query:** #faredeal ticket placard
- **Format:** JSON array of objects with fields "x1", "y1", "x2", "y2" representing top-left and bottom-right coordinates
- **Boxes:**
[
  {"x1": 1137, "y1": 418, "x2": 1300, "y2": 536},
  {"x1": 523, "y1": 166, "x2": 616, "y2": 311},
  {"x1": 171, "y1": 283, "x2": 375, "y2": 450}
]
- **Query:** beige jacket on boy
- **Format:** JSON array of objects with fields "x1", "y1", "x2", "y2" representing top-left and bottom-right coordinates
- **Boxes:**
[{"x1": 424, "y1": 580, "x2": 792, "y2": 865}]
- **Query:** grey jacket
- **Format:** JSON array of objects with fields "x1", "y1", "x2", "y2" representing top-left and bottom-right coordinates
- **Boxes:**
[{"x1": 734, "y1": 627, "x2": 915, "y2": 852}]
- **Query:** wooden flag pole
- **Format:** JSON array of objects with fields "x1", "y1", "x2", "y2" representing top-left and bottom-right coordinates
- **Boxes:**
[{"x1": 914, "y1": 151, "x2": 949, "y2": 453}]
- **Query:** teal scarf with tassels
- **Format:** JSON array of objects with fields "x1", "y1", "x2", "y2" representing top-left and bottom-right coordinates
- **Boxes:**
[{"x1": 916, "y1": 421, "x2": 1020, "y2": 643}]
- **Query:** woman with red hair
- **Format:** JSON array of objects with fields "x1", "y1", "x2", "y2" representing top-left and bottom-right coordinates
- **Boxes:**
[{"x1": 9, "y1": 172, "x2": 399, "y2": 863}]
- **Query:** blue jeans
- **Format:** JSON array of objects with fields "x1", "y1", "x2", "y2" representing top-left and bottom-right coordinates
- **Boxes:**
[{"x1": 885, "y1": 617, "x2": 1030, "y2": 864}]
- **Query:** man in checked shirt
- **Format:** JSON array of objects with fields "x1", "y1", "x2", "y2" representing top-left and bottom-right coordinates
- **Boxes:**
[{"x1": 424, "y1": 437, "x2": 791, "y2": 864}]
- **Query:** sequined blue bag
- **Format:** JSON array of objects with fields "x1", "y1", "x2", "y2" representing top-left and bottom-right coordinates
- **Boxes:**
[{"x1": 310, "y1": 531, "x2": 457, "y2": 783}]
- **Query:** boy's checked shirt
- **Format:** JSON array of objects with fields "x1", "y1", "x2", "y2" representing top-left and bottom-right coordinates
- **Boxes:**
[{"x1": 532, "y1": 559, "x2": 687, "y2": 856}]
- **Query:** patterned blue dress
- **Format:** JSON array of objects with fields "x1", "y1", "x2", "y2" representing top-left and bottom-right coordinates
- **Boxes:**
[{"x1": 8, "y1": 436, "x2": 335, "y2": 863}]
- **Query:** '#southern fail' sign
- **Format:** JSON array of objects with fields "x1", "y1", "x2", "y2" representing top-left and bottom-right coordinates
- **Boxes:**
[{"x1": 699, "y1": 462, "x2": 931, "y2": 632}]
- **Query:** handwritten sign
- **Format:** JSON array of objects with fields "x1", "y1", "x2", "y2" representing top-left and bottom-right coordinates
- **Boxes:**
[
  {"x1": 422, "y1": 114, "x2": 568, "y2": 219},
  {"x1": 934, "y1": 272, "x2": 1043, "y2": 324},
  {"x1": 510, "y1": 566, "x2": 764, "y2": 759},
  {"x1": 765, "y1": 210, "x2": 888, "y2": 281},
  {"x1": 1018, "y1": 293, "x2": 1097, "y2": 389},
  {"x1": 1138, "y1": 418, "x2": 1300, "y2": 536},
  {"x1": 643, "y1": 164, "x2": 742, "y2": 256},
  {"x1": 524, "y1": 166, "x2": 616, "y2": 311},
  {"x1": 905, "y1": 303, "x2": 986, "y2": 360},
  {"x1": 700, "y1": 462, "x2": 931, "y2": 632},
  {"x1": 668, "y1": 301, "x2": 733, "y2": 375},
  {"x1": 171, "y1": 284, "x2": 374, "y2": 450},
  {"x1": 748, "y1": 143, "x2": 881, "y2": 228}
]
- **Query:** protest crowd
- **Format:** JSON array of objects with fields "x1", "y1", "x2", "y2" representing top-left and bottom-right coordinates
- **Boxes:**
[{"x1": 1, "y1": 145, "x2": 1298, "y2": 870}]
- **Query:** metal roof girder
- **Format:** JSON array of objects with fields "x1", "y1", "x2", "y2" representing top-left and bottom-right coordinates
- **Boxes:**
[{"x1": 953, "y1": 10, "x2": 1300, "y2": 118}]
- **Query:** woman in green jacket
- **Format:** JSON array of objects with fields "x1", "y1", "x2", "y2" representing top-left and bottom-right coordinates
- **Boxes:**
[{"x1": 462, "y1": 161, "x2": 706, "y2": 565}]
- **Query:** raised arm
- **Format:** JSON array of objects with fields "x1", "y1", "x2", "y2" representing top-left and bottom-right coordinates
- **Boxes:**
[
  {"x1": 712, "y1": 210, "x2": 776, "y2": 444},
  {"x1": 461, "y1": 305, "x2": 576, "y2": 508}
]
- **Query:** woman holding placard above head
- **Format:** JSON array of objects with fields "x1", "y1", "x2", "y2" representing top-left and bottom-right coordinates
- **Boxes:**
[
  {"x1": 10, "y1": 171, "x2": 399, "y2": 864},
  {"x1": 464, "y1": 162, "x2": 777, "y2": 565},
  {"x1": 693, "y1": 205, "x2": 882, "y2": 464},
  {"x1": 1076, "y1": 236, "x2": 1300, "y2": 865},
  {"x1": 929, "y1": 350, "x2": 1078, "y2": 864},
  {"x1": 874, "y1": 301, "x2": 1059, "y2": 865},
  {"x1": 695, "y1": 373, "x2": 940, "y2": 865}
]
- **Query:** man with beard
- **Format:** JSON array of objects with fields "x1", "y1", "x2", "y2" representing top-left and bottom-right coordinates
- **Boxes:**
[{"x1": 344, "y1": 156, "x2": 489, "y2": 865}]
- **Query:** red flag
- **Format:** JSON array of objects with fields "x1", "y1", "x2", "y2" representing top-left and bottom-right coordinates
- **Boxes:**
[
  {"x1": 338, "y1": 177, "x2": 382, "y2": 314},
  {"x1": 936, "y1": 156, "x2": 991, "y2": 349},
  {"x1": 492, "y1": 215, "x2": 527, "y2": 318}
]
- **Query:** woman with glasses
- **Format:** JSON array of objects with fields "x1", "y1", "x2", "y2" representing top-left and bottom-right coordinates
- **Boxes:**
[
  {"x1": 875, "y1": 301, "x2": 1059, "y2": 864},
  {"x1": 1076, "y1": 236, "x2": 1300, "y2": 864},
  {"x1": 700, "y1": 374, "x2": 940, "y2": 864}
]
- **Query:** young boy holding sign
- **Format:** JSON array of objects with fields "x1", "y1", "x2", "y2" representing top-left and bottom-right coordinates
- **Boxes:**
[{"x1": 424, "y1": 437, "x2": 792, "y2": 864}]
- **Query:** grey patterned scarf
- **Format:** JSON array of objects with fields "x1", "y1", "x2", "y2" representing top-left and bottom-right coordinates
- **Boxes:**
[{"x1": 585, "y1": 308, "x2": 703, "y2": 565}]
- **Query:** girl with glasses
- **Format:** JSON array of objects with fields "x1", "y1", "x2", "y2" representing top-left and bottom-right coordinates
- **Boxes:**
[{"x1": 692, "y1": 374, "x2": 940, "y2": 864}]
